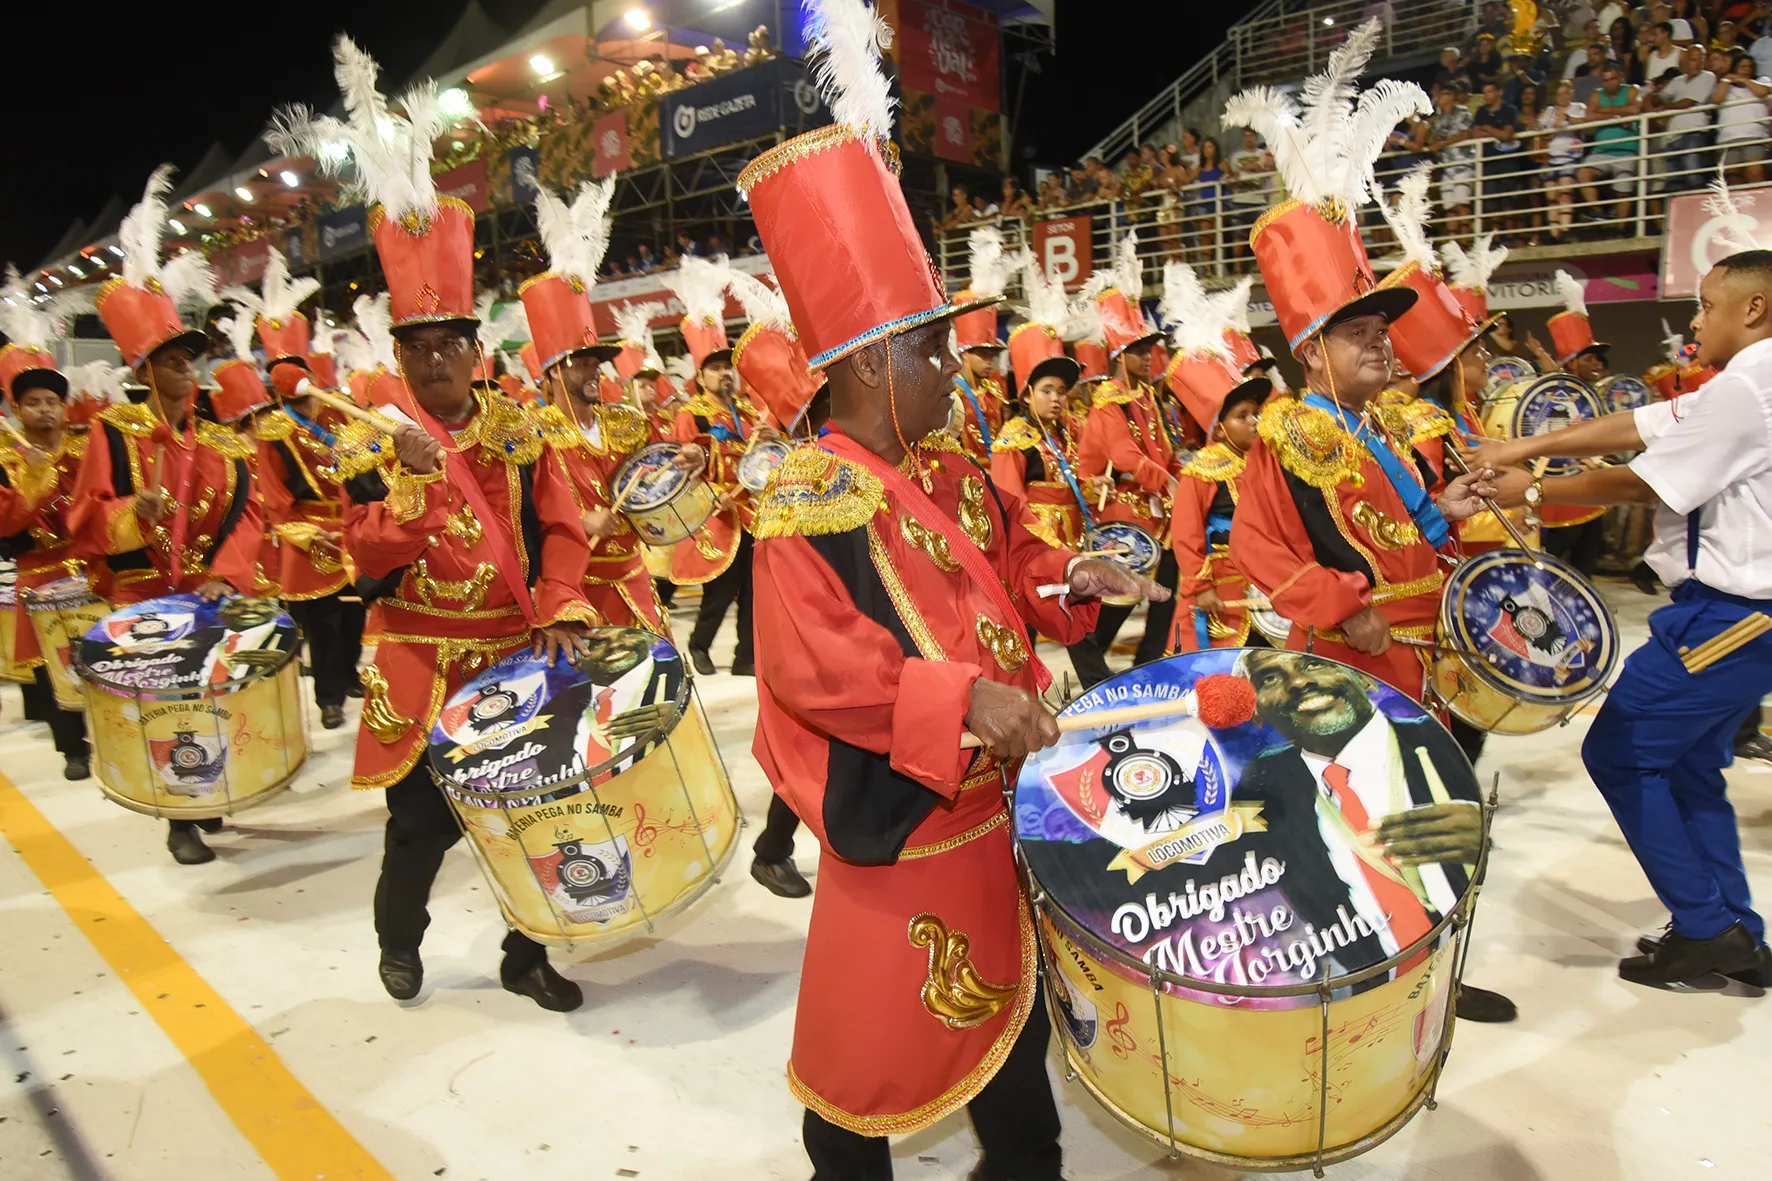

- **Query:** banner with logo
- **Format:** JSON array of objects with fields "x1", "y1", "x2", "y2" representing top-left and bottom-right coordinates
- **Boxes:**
[
  {"x1": 658, "y1": 57, "x2": 831, "y2": 159},
  {"x1": 592, "y1": 111, "x2": 632, "y2": 176},
  {"x1": 1031, "y1": 216, "x2": 1094, "y2": 293},
  {"x1": 932, "y1": 96, "x2": 972, "y2": 163},
  {"x1": 1661, "y1": 182, "x2": 1772, "y2": 298},
  {"x1": 508, "y1": 145, "x2": 541, "y2": 205},
  {"x1": 435, "y1": 159, "x2": 490, "y2": 214},
  {"x1": 895, "y1": 0, "x2": 1001, "y2": 112},
  {"x1": 316, "y1": 205, "x2": 368, "y2": 261},
  {"x1": 587, "y1": 254, "x2": 775, "y2": 336}
]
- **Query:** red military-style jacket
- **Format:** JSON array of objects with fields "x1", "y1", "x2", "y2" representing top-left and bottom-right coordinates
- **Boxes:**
[
  {"x1": 69, "y1": 402, "x2": 263, "y2": 605},
  {"x1": 1228, "y1": 393, "x2": 1451, "y2": 701},
  {"x1": 954, "y1": 374, "x2": 1008, "y2": 465},
  {"x1": 751, "y1": 427, "x2": 1095, "y2": 1137},
  {"x1": 1077, "y1": 380, "x2": 1175, "y2": 529},
  {"x1": 1167, "y1": 441, "x2": 1252, "y2": 654},
  {"x1": 537, "y1": 398, "x2": 668, "y2": 634},
  {"x1": 987, "y1": 415, "x2": 1086, "y2": 550},
  {"x1": 671, "y1": 386, "x2": 765, "y2": 585},
  {"x1": 0, "y1": 432, "x2": 89, "y2": 664},
  {"x1": 253, "y1": 408, "x2": 352, "y2": 601},
  {"x1": 334, "y1": 388, "x2": 596, "y2": 789}
]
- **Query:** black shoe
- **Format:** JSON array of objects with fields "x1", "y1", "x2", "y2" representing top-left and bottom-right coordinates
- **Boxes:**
[
  {"x1": 731, "y1": 656, "x2": 755, "y2": 677},
  {"x1": 751, "y1": 855, "x2": 811, "y2": 898},
  {"x1": 63, "y1": 757, "x2": 90, "y2": 781},
  {"x1": 1619, "y1": 922, "x2": 1763, "y2": 987},
  {"x1": 689, "y1": 648, "x2": 716, "y2": 676},
  {"x1": 1735, "y1": 729, "x2": 1772, "y2": 766},
  {"x1": 1454, "y1": 984, "x2": 1518, "y2": 1023},
  {"x1": 321, "y1": 704, "x2": 346, "y2": 729},
  {"x1": 502, "y1": 961, "x2": 583, "y2": 1012},
  {"x1": 379, "y1": 950, "x2": 423, "y2": 1000},
  {"x1": 1630, "y1": 561, "x2": 1660, "y2": 596},
  {"x1": 1635, "y1": 924, "x2": 1771, "y2": 985},
  {"x1": 195, "y1": 816, "x2": 224, "y2": 834},
  {"x1": 167, "y1": 825, "x2": 215, "y2": 865}
]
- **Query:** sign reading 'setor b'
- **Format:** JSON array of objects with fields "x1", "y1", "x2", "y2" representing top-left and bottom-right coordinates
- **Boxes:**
[{"x1": 1032, "y1": 217, "x2": 1094, "y2": 292}]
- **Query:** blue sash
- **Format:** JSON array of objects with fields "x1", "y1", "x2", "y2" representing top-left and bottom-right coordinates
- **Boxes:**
[
  {"x1": 706, "y1": 423, "x2": 743, "y2": 444},
  {"x1": 1035, "y1": 418, "x2": 1096, "y2": 532},
  {"x1": 1302, "y1": 392, "x2": 1450, "y2": 548},
  {"x1": 281, "y1": 406, "x2": 337, "y2": 448},
  {"x1": 1205, "y1": 511, "x2": 1235, "y2": 542},
  {"x1": 955, "y1": 374, "x2": 994, "y2": 452}
]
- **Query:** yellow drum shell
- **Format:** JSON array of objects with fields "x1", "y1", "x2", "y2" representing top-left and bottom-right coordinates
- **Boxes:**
[
  {"x1": 441, "y1": 691, "x2": 740, "y2": 950},
  {"x1": 1476, "y1": 376, "x2": 1531, "y2": 441},
  {"x1": 641, "y1": 543, "x2": 676, "y2": 582},
  {"x1": 0, "y1": 609, "x2": 29, "y2": 684},
  {"x1": 1430, "y1": 651, "x2": 1577, "y2": 735},
  {"x1": 85, "y1": 660, "x2": 308, "y2": 819},
  {"x1": 1037, "y1": 902, "x2": 1463, "y2": 1168},
  {"x1": 614, "y1": 445, "x2": 720, "y2": 546},
  {"x1": 26, "y1": 586, "x2": 112, "y2": 711}
]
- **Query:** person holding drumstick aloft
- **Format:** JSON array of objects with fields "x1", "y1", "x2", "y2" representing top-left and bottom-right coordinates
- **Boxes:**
[
  {"x1": 272, "y1": 35, "x2": 601, "y2": 1010},
  {"x1": 70, "y1": 167, "x2": 266, "y2": 867},
  {"x1": 742, "y1": 3, "x2": 1165, "y2": 1173},
  {"x1": 1220, "y1": 21, "x2": 1515, "y2": 1022},
  {"x1": 1471, "y1": 250, "x2": 1772, "y2": 989}
]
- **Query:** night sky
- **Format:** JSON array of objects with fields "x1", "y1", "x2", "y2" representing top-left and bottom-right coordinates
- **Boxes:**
[{"x1": 2, "y1": 0, "x2": 1240, "y2": 269}]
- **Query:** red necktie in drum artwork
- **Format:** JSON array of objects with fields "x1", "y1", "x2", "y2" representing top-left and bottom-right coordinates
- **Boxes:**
[{"x1": 1321, "y1": 762, "x2": 1432, "y2": 951}]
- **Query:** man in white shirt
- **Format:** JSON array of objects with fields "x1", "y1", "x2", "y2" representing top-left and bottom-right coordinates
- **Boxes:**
[
  {"x1": 1476, "y1": 251, "x2": 1772, "y2": 988},
  {"x1": 1653, "y1": 46, "x2": 1717, "y2": 193}
]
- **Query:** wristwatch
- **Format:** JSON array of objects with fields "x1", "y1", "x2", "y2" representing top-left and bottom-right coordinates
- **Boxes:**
[{"x1": 1523, "y1": 476, "x2": 1544, "y2": 526}]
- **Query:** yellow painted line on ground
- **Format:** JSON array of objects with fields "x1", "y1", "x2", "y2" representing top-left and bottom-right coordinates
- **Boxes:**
[{"x1": 0, "y1": 772, "x2": 394, "y2": 1181}]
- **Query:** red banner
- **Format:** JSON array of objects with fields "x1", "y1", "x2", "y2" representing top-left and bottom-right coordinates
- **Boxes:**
[
  {"x1": 1031, "y1": 216, "x2": 1093, "y2": 293},
  {"x1": 897, "y1": 0, "x2": 1001, "y2": 113},
  {"x1": 435, "y1": 159, "x2": 490, "y2": 213},
  {"x1": 932, "y1": 97, "x2": 972, "y2": 163},
  {"x1": 592, "y1": 111, "x2": 632, "y2": 177},
  {"x1": 1661, "y1": 182, "x2": 1772, "y2": 298}
]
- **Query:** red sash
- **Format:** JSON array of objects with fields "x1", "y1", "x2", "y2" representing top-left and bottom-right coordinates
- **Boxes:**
[{"x1": 823, "y1": 430, "x2": 1052, "y2": 692}]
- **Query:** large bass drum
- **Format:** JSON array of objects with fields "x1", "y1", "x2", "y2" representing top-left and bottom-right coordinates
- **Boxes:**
[
  {"x1": 1015, "y1": 649, "x2": 1488, "y2": 1170},
  {"x1": 25, "y1": 577, "x2": 112, "y2": 710},
  {"x1": 428, "y1": 627, "x2": 740, "y2": 949},
  {"x1": 0, "y1": 562, "x2": 31, "y2": 684},
  {"x1": 1431, "y1": 548, "x2": 1618, "y2": 734},
  {"x1": 75, "y1": 595, "x2": 308, "y2": 818}
]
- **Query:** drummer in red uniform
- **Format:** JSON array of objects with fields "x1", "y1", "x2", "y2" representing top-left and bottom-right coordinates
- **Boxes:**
[
  {"x1": 949, "y1": 226, "x2": 1016, "y2": 463},
  {"x1": 1220, "y1": 36, "x2": 1515, "y2": 1021},
  {"x1": 741, "y1": 4, "x2": 1165, "y2": 1173},
  {"x1": 272, "y1": 35, "x2": 599, "y2": 1009},
  {"x1": 0, "y1": 287, "x2": 94, "y2": 781}
]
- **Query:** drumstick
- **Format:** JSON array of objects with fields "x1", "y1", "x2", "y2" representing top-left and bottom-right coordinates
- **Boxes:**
[
  {"x1": 1097, "y1": 485, "x2": 1109, "y2": 513},
  {"x1": 959, "y1": 696, "x2": 1198, "y2": 750},
  {"x1": 1679, "y1": 613, "x2": 1772, "y2": 673},
  {"x1": 1390, "y1": 634, "x2": 1493, "y2": 662},
  {"x1": 305, "y1": 387, "x2": 406, "y2": 434},
  {"x1": 1441, "y1": 445, "x2": 1542, "y2": 563}
]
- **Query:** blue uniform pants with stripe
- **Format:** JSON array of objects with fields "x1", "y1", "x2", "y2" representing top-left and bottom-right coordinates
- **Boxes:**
[{"x1": 1581, "y1": 583, "x2": 1771, "y2": 943}]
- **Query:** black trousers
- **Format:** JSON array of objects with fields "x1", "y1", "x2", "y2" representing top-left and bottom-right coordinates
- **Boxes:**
[
  {"x1": 803, "y1": 984, "x2": 1063, "y2": 1180},
  {"x1": 1070, "y1": 548, "x2": 1181, "y2": 688},
  {"x1": 655, "y1": 578, "x2": 676, "y2": 609},
  {"x1": 21, "y1": 667, "x2": 88, "y2": 759},
  {"x1": 690, "y1": 532, "x2": 754, "y2": 664},
  {"x1": 285, "y1": 592, "x2": 366, "y2": 708},
  {"x1": 753, "y1": 794, "x2": 801, "y2": 863},
  {"x1": 1543, "y1": 518, "x2": 1606, "y2": 577},
  {"x1": 371, "y1": 762, "x2": 548, "y2": 981}
]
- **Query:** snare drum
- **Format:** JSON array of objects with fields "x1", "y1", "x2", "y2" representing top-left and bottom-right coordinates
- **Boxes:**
[
  {"x1": 1244, "y1": 588, "x2": 1293, "y2": 644},
  {"x1": 1017, "y1": 649, "x2": 1486, "y2": 1169},
  {"x1": 736, "y1": 438, "x2": 790, "y2": 494},
  {"x1": 74, "y1": 595, "x2": 308, "y2": 818},
  {"x1": 1507, "y1": 373, "x2": 1603, "y2": 477},
  {"x1": 428, "y1": 627, "x2": 740, "y2": 949},
  {"x1": 0, "y1": 563, "x2": 31, "y2": 684},
  {"x1": 612, "y1": 443, "x2": 719, "y2": 546},
  {"x1": 25, "y1": 578, "x2": 112, "y2": 710},
  {"x1": 1476, "y1": 375, "x2": 1532, "y2": 441},
  {"x1": 1431, "y1": 548, "x2": 1618, "y2": 734},
  {"x1": 1485, "y1": 355, "x2": 1534, "y2": 389},
  {"x1": 1596, "y1": 374, "x2": 1653, "y2": 414},
  {"x1": 1085, "y1": 522, "x2": 1161, "y2": 607}
]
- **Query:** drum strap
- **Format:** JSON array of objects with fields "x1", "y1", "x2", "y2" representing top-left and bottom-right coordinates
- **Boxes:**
[
  {"x1": 1302, "y1": 393, "x2": 1450, "y2": 548},
  {"x1": 1687, "y1": 509, "x2": 1701, "y2": 574},
  {"x1": 954, "y1": 374, "x2": 994, "y2": 453},
  {"x1": 822, "y1": 431, "x2": 1052, "y2": 693}
]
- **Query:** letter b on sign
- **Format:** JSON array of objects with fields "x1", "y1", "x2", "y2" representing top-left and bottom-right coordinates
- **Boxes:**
[{"x1": 1031, "y1": 216, "x2": 1093, "y2": 292}]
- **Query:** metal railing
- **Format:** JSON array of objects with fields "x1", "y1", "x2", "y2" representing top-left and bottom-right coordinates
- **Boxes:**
[
  {"x1": 1081, "y1": 0, "x2": 1479, "y2": 167},
  {"x1": 955, "y1": 98, "x2": 1768, "y2": 296}
]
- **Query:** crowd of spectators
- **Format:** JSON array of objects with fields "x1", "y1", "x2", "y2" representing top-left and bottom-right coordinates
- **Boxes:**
[{"x1": 591, "y1": 229, "x2": 766, "y2": 280}]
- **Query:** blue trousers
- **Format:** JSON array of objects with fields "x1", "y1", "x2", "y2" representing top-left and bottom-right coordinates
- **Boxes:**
[{"x1": 1582, "y1": 583, "x2": 1772, "y2": 943}]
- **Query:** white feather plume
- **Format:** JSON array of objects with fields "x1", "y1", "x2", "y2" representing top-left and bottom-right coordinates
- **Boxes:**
[
  {"x1": 266, "y1": 35, "x2": 452, "y2": 222},
  {"x1": 613, "y1": 300, "x2": 666, "y2": 346},
  {"x1": 1216, "y1": 275, "x2": 1256, "y2": 335},
  {"x1": 161, "y1": 252, "x2": 218, "y2": 315},
  {"x1": 1063, "y1": 288, "x2": 1103, "y2": 342},
  {"x1": 665, "y1": 353, "x2": 696, "y2": 381},
  {"x1": 0, "y1": 266, "x2": 92, "y2": 351},
  {"x1": 351, "y1": 293, "x2": 399, "y2": 370},
  {"x1": 1222, "y1": 19, "x2": 1429, "y2": 209},
  {"x1": 215, "y1": 312, "x2": 257, "y2": 362},
  {"x1": 331, "y1": 327, "x2": 375, "y2": 376},
  {"x1": 660, "y1": 255, "x2": 731, "y2": 325},
  {"x1": 64, "y1": 360, "x2": 129, "y2": 403},
  {"x1": 534, "y1": 178, "x2": 616, "y2": 288},
  {"x1": 1157, "y1": 261, "x2": 1231, "y2": 358},
  {"x1": 725, "y1": 270, "x2": 795, "y2": 333},
  {"x1": 218, "y1": 248, "x2": 320, "y2": 328},
  {"x1": 1660, "y1": 319, "x2": 1685, "y2": 364},
  {"x1": 806, "y1": 0, "x2": 896, "y2": 141},
  {"x1": 1379, "y1": 165, "x2": 1437, "y2": 271},
  {"x1": 1440, "y1": 233, "x2": 1508, "y2": 291},
  {"x1": 1553, "y1": 270, "x2": 1587, "y2": 318},
  {"x1": 310, "y1": 317, "x2": 341, "y2": 356},
  {"x1": 118, "y1": 165, "x2": 177, "y2": 290},
  {"x1": 1703, "y1": 162, "x2": 1766, "y2": 254},
  {"x1": 1017, "y1": 257, "x2": 1069, "y2": 330},
  {"x1": 1081, "y1": 232, "x2": 1143, "y2": 304},
  {"x1": 475, "y1": 295, "x2": 530, "y2": 352},
  {"x1": 965, "y1": 226, "x2": 1027, "y2": 298}
]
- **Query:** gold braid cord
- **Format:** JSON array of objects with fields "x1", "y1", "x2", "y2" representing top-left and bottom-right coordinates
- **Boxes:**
[
  {"x1": 1256, "y1": 397, "x2": 1363, "y2": 490},
  {"x1": 752, "y1": 447, "x2": 885, "y2": 539}
]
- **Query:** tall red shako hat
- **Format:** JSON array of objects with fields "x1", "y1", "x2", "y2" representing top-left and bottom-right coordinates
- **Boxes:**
[
  {"x1": 661, "y1": 255, "x2": 734, "y2": 370},
  {"x1": 0, "y1": 266, "x2": 81, "y2": 402},
  {"x1": 1007, "y1": 258, "x2": 1081, "y2": 397},
  {"x1": 1546, "y1": 269, "x2": 1609, "y2": 365},
  {"x1": 1157, "y1": 263, "x2": 1271, "y2": 432},
  {"x1": 209, "y1": 308, "x2": 274, "y2": 423},
  {"x1": 221, "y1": 247, "x2": 319, "y2": 367},
  {"x1": 727, "y1": 268, "x2": 824, "y2": 427},
  {"x1": 307, "y1": 316, "x2": 343, "y2": 389},
  {"x1": 269, "y1": 36, "x2": 479, "y2": 354},
  {"x1": 1086, "y1": 233, "x2": 1163, "y2": 360},
  {"x1": 519, "y1": 178, "x2": 622, "y2": 375},
  {"x1": 950, "y1": 226, "x2": 1019, "y2": 353},
  {"x1": 1440, "y1": 234, "x2": 1508, "y2": 325},
  {"x1": 1223, "y1": 19, "x2": 1426, "y2": 357},
  {"x1": 736, "y1": 0, "x2": 997, "y2": 370},
  {"x1": 610, "y1": 301, "x2": 666, "y2": 385},
  {"x1": 1377, "y1": 166, "x2": 1489, "y2": 381},
  {"x1": 97, "y1": 165, "x2": 216, "y2": 370}
]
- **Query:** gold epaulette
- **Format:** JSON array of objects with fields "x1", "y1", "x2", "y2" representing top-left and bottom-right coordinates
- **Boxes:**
[
  {"x1": 597, "y1": 403, "x2": 652, "y2": 455},
  {"x1": 195, "y1": 419, "x2": 257, "y2": 460},
  {"x1": 95, "y1": 402, "x2": 159, "y2": 438},
  {"x1": 1403, "y1": 399, "x2": 1454, "y2": 447},
  {"x1": 474, "y1": 390, "x2": 544, "y2": 466},
  {"x1": 64, "y1": 432, "x2": 87, "y2": 460},
  {"x1": 1257, "y1": 396, "x2": 1362, "y2": 490},
  {"x1": 1089, "y1": 380, "x2": 1139, "y2": 407},
  {"x1": 254, "y1": 409, "x2": 297, "y2": 442},
  {"x1": 752, "y1": 446, "x2": 884, "y2": 539},
  {"x1": 684, "y1": 393, "x2": 725, "y2": 420},
  {"x1": 534, "y1": 404, "x2": 583, "y2": 450},
  {"x1": 1182, "y1": 441, "x2": 1246, "y2": 483},
  {"x1": 331, "y1": 418, "x2": 394, "y2": 480},
  {"x1": 991, "y1": 416, "x2": 1041, "y2": 453}
]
